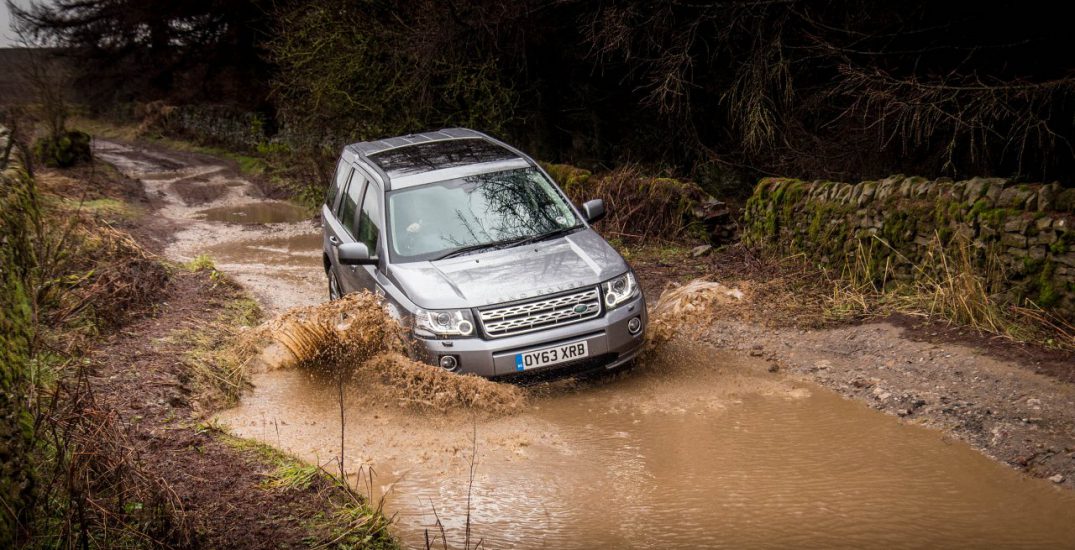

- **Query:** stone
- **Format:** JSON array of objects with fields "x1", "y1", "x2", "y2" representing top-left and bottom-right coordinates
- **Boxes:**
[
  {"x1": 857, "y1": 183, "x2": 877, "y2": 206},
  {"x1": 1037, "y1": 183, "x2": 1060, "y2": 212},
  {"x1": 1000, "y1": 233, "x2": 1027, "y2": 248},
  {"x1": 985, "y1": 182, "x2": 1004, "y2": 202},
  {"x1": 1035, "y1": 231, "x2": 1057, "y2": 246},
  {"x1": 691, "y1": 244, "x2": 713, "y2": 257},
  {"x1": 1055, "y1": 253, "x2": 1075, "y2": 268},
  {"x1": 1035, "y1": 216, "x2": 1054, "y2": 231},
  {"x1": 1024, "y1": 192, "x2": 1038, "y2": 211},
  {"x1": 1049, "y1": 474, "x2": 1065, "y2": 484},
  {"x1": 1028, "y1": 247, "x2": 1046, "y2": 261},
  {"x1": 849, "y1": 185, "x2": 863, "y2": 204},
  {"x1": 962, "y1": 179, "x2": 988, "y2": 206},
  {"x1": 1004, "y1": 217, "x2": 1030, "y2": 233},
  {"x1": 1007, "y1": 247, "x2": 1028, "y2": 259},
  {"x1": 897, "y1": 179, "x2": 914, "y2": 198},
  {"x1": 998, "y1": 187, "x2": 1033, "y2": 208}
]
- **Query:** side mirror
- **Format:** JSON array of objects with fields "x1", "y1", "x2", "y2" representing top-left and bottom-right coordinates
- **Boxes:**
[
  {"x1": 338, "y1": 242, "x2": 377, "y2": 265},
  {"x1": 581, "y1": 199, "x2": 606, "y2": 224}
]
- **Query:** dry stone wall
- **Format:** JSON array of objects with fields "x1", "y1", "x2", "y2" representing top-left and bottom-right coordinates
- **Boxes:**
[{"x1": 742, "y1": 175, "x2": 1075, "y2": 321}]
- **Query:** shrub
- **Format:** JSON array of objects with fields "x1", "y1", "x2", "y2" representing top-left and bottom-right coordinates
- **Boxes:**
[{"x1": 33, "y1": 130, "x2": 92, "y2": 168}]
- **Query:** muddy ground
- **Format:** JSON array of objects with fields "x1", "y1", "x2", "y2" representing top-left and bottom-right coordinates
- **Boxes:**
[
  {"x1": 47, "y1": 142, "x2": 388, "y2": 548},
  {"x1": 81, "y1": 135, "x2": 1075, "y2": 547}
]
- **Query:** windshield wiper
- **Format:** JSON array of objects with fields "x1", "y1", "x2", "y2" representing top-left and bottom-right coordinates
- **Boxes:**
[
  {"x1": 509, "y1": 224, "x2": 584, "y2": 248},
  {"x1": 435, "y1": 238, "x2": 522, "y2": 260},
  {"x1": 434, "y1": 225, "x2": 583, "y2": 260}
]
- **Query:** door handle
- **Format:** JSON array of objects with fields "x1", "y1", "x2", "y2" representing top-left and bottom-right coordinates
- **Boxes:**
[{"x1": 328, "y1": 236, "x2": 340, "y2": 246}]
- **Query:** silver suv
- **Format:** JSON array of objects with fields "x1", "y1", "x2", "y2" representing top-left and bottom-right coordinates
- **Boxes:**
[{"x1": 322, "y1": 128, "x2": 646, "y2": 377}]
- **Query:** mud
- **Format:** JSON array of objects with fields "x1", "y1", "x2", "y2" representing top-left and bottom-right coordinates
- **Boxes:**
[
  {"x1": 217, "y1": 339, "x2": 1075, "y2": 548},
  {"x1": 93, "y1": 140, "x2": 323, "y2": 313},
  {"x1": 196, "y1": 202, "x2": 312, "y2": 224},
  {"x1": 240, "y1": 292, "x2": 526, "y2": 414}
]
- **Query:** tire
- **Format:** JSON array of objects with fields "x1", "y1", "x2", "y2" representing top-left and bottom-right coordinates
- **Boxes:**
[{"x1": 328, "y1": 269, "x2": 342, "y2": 301}]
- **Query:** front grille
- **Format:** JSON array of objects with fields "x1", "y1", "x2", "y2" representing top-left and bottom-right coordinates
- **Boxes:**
[{"x1": 479, "y1": 287, "x2": 602, "y2": 338}]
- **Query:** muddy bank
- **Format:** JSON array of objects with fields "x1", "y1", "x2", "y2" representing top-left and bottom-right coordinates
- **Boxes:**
[{"x1": 218, "y1": 338, "x2": 1075, "y2": 548}]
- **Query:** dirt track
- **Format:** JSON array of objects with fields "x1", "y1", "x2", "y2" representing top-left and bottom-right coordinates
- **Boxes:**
[{"x1": 92, "y1": 138, "x2": 1075, "y2": 547}]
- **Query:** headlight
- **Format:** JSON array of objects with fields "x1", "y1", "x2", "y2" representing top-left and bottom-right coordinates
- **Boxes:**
[
  {"x1": 602, "y1": 272, "x2": 639, "y2": 309},
  {"x1": 414, "y1": 308, "x2": 475, "y2": 338}
]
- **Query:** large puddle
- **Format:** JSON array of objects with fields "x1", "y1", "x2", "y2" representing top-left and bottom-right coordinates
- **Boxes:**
[
  {"x1": 217, "y1": 341, "x2": 1075, "y2": 548},
  {"x1": 195, "y1": 202, "x2": 312, "y2": 224},
  {"x1": 203, "y1": 233, "x2": 323, "y2": 268}
]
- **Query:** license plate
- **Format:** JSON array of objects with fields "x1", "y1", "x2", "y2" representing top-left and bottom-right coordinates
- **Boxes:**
[{"x1": 515, "y1": 341, "x2": 589, "y2": 371}]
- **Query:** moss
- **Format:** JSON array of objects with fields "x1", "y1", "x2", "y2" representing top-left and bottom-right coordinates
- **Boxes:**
[
  {"x1": 966, "y1": 198, "x2": 991, "y2": 223},
  {"x1": 1037, "y1": 261, "x2": 1059, "y2": 307},
  {"x1": 540, "y1": 162, "x2": 592, "y2": 196},
  {"x1": 1023, "y1": 257, "x2": 1045, "y2": 274},
  {"x1": 34, "y1": 130, "x2": 93, "y2": 168},
  {"x1": 978, "y1": 207, "x2": 1018, "y2": 227},
  {"x1": 1051, "y1": 232, "x2": 1071, "y2": 255}
]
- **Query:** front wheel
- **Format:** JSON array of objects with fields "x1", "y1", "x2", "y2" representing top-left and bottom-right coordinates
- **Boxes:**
[{"x1": 327, "y1": 269, "x2": 342, "y2": 301}]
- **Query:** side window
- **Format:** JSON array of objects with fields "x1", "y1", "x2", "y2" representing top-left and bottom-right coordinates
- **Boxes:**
[
  {"x1": 327, "y1": 159, "x2": 351, "y2": 209},
  {"x1": 339, "y1": 176, "x2": 365, "y2": 236},
  {"x1": 356, "y1": 183, "x2": 382, "y2": 255}
]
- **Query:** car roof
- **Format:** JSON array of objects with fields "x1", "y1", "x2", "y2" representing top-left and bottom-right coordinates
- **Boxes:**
[{"x1": 344, "y1": 129, "x2": 531, "y2": 190}]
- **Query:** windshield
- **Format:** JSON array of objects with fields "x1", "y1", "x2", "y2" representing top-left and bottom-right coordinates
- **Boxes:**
[{"x1": 387, "y1": 167, "x2": 580, "y2": 262}]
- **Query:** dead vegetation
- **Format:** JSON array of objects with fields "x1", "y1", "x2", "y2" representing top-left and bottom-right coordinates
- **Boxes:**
[
  {"x1": 551, "y1": 164, "x2": 720, "y2": 244},
  {"x1": 29, "y1": 369, "x2": 191, "y2": 548},
  {"x1": 827, "y1": 235, "x2": 1075, "y2": 349}
]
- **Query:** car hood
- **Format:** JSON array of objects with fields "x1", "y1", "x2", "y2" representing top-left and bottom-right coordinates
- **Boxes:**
[{"x1": 388, "y1": 228, "x2": 628, "y2": 309}]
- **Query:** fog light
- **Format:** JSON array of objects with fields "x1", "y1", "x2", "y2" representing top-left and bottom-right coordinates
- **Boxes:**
[
  {"x1": 627, "y1": 316, "x2": 643, "y2": 335},
  {"x1": 439, "y1": 355, "x2": 459, "y2": 371}
]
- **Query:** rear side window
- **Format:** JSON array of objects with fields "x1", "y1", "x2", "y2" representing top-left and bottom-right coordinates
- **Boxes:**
[
  {"x1": 327, "y1": 159, "x2": 351, "y2": 208},
  {"x1": 339, "y1": 176, "x2": 365, "y2": 235},
  {"x1": 356, "y1": 184, "x2": 382, "y2": 254}
]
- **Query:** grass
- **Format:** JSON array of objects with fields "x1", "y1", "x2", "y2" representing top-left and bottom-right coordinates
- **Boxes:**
[
  {"x1": 217, "y1": 432, "x2": 398, "y2": 549},
  {"x1": 59, "y1": 196, "x2": 140, "y2": 219},
  {"x1": 826, "y1": 234, "x2": 1075, "y2": 349},
  {"x1": 71, "y1": 116, "x2": 269, "y2": 177},
  {"x1": 186, "y1": 253, "x2": 217, "y2": 272},
  {"x1": 171, "y1": 289, "x2": 263, "y2": 410}
]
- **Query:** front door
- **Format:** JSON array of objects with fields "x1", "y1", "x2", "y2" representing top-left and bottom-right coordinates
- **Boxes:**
[{"x1": 336, "y1": 173, "x2": 383, "y2": 294}]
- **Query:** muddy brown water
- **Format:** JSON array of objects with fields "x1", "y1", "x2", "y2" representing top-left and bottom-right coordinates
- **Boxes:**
[
  {"x1": 195, "y1": 202, "x2": 313, "y2": 224},
  {"x1": 217, "y1": 342, "x2": 1075, "y2": 549},
  {"x1": 204, "y1": 233, "x2": 323, "y2": 269}
]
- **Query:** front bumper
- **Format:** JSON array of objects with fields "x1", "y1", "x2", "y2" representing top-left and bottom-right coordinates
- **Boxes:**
[{"x1": 414, "y1": 294, "x2": 647, "y2": 377}]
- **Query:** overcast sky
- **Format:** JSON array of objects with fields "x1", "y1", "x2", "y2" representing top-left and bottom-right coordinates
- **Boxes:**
[{"x1": 1, "y1": 0, "x2": 27, "y2": 48}]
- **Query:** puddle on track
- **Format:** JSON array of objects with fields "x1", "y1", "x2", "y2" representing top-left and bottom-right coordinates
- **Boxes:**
[
  {"x1": 217, "y1": 342, "x2": 1075, "y2": 549},
  {"x1": 204, "y1": 233, "x2": 323, "y2": 268},
  {"x1": 93, "y1": 140, "x2": 324, "y2": 313},
  {"x1": 195, "y1": 202, "x2": 312, "y2": 224}
]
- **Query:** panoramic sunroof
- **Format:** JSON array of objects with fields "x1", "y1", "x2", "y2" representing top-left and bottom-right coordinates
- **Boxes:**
[{"x1": 367, "y1": 138, "x2": 518, "y2": 178}]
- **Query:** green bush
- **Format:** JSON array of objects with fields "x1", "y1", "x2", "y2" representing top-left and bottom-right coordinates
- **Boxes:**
[{"x1": 33, "y1": 130, "x2": 92, "y2": 168}]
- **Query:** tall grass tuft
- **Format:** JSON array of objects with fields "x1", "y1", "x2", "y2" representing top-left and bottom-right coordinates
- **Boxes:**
[{"x1": 827, "y1": 233, "x2": 1074, "y2": 348}]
